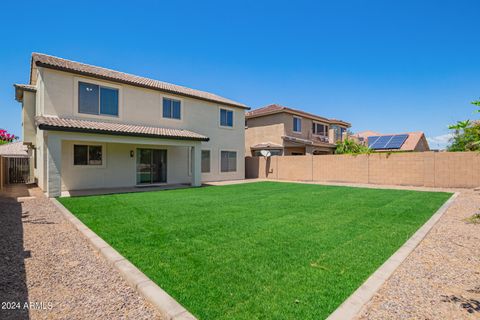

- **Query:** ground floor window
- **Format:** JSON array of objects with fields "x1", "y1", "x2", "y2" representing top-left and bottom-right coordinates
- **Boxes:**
[
  {"x1": 74, "y1": 145, "x2": 103, "y2": 166},
  {"x1": 220, "y1": 151, "x2": 237, "y2": 172},
  {"x1": 201, "y1": 150, "x2": 210, "y2": 173}
]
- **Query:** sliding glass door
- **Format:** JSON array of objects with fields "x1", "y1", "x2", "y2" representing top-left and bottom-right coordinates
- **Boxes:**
[{"x1": 136, "y1": 149, "x2": 167, "y2": 184}]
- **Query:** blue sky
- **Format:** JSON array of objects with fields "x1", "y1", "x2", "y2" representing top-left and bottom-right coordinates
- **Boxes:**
[{"x1": 1, "y1": 0, "x2": 479, "y2": 149}]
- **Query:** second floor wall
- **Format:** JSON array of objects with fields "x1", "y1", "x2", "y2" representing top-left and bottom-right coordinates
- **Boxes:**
[
  {"x1": 31, "y1": 67, "x2": 245, "y2": 148},
  {"x1": 246, "y1": 112, "x2": 347, "y2": 145}
]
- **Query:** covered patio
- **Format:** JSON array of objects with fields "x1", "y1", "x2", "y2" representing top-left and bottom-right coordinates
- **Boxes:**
[{"x1": 37, "y1": 116, "x2": 209, "y2": 197}]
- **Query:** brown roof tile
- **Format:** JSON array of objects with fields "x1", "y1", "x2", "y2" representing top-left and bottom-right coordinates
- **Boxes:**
[
  {"x1": 14, "y1": 84, "x2": 37, "y2": 92},
  {"x1": 31, "y1": 53, "x2": 248, "y2": 109},
  {"x1": 0, "y1": 141, "x2": 29, "y2": 158},
  {"x1": 246, "y1": 104, "x2": 350, "y2": 127},
  {"x1": 36, "y1": 116, "x2": 209, "y2": 141},
  {"x1": 361, "y1": 131, "x2": 429, "y2": 151}
]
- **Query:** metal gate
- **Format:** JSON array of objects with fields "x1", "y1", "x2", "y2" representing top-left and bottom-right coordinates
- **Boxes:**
[{"x1": 7, "y1": 157, "x2": 30, "y2": 184}]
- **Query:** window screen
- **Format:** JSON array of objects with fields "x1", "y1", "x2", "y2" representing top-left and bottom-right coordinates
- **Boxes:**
[
  {"x1": 221, "y1": 151, "x2": 236, "y2": 172},
  {"x1": 201, "y1": 150, "x2": 210, "y2": 173}
]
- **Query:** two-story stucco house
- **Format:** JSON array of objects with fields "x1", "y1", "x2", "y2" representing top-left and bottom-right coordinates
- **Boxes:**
[
  {"x1": 14, "y1": 53, "x2": 248, "y2": 197},
  {"x1": 245, "y1": 104, "x2": 350, "y2": 156}
]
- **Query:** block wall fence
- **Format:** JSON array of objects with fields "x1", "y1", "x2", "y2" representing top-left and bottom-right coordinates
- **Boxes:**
[{"x1": 245, "y1": 152, "x2": 480, "y2": 188}]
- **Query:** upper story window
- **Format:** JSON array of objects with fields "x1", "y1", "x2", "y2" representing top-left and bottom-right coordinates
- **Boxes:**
[
  {"x1": 220, "y1": 108, "x2": 233, "y2": 127},
  {"x1": 293, "y1": 117, "x2": 302, "y2": 133},
  {"x1": 333, "y1": 125, "x2": 347, "y2": 142},
  {"x1": 163, "y1": 98, "x2": 181, "y2": 119},
  {"x1": 79, "y1": 82, "x2": 119, "y2": 116},
  {"x1": 312, "y1": 123, "x2": 329, "y2": 137}
]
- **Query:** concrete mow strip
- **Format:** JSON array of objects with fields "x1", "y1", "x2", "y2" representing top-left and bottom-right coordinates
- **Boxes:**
[
  {"x1": 50, "y1": 198, "x2": 197, "y2": 320},
  {"x1": 326, "y1": 192, "x2": 459, "y2": 320}
]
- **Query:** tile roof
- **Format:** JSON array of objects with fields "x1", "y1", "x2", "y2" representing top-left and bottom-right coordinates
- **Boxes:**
[
  {"x1": 282, "y1": 135, "x2": 335, "y2": 147},
  {"x1": 360, "y1": 131, "x2": 429, "y2": 151},
  {"x1": 36, "y1": 116, "x2": 209, "y2": 141},
  {"x1": 31, "y1": 53, "x2": 248, "y2": 109},
  {"x1": 14, "y1": 84, "x2": 37, "y2": 92},
  {"x1": 246, "y1": 104, "x2": 350, "y2": 126},
  {"x1": 14, "y1": 84, "x2": 37, "y2": 102},
  {"x1": 251, "y1": 142, "x2": 284, "y2": 149},
  {"x1": 0, "y1": 141, "x2": 29, "y2": 158}
]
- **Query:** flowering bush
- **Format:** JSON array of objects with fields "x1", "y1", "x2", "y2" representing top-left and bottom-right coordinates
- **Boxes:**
[{"x1": 0, "y1": 129, "x2": 18, "y2": 145}]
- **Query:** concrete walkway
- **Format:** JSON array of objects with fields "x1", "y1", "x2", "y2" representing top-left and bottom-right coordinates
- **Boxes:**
[{"x1": 0, "y1": 184, "x2": 161, "y2": 320}]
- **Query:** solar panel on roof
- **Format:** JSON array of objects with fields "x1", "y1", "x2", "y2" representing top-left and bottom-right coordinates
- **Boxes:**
[
  {"x1": 367, "y1": 136, "x2": 381, "y2": 148},
  {"x1": 370, "y1": 135, "x2": 393, "y2": 149},
  {"x1": 385, "y1": 134, "x2": 408, "y2": 149}
]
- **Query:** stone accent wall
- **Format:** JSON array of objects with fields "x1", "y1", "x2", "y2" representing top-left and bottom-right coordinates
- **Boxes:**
[{"x1": 245, "y1": 151, "x2": 480, "y2": 188}]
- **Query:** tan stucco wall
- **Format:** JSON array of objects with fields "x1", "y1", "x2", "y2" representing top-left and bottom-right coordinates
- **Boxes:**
[
  {"x1": 245, "y1": 123, "x2": 285, "y2": 156},
  {"x1": 33, "y1": 68, "x2": 246, "y2": 187},
  {"x1": 246, "y1": 151, "x2": 480, "y2": 188},
  {"x1": 284, "y1": 147, "x2": 306, "y2": 155},
  {"x1": 22, "y1": 91, "x2": 36, "y2": 144},
  {"x1": 61, "y1": 141, "x2": 191, "y2": 191}
]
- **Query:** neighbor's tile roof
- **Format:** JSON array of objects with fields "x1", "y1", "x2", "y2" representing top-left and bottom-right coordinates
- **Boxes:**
[
  {"x1": 282, "y1": 135, "x2": 335, "y2": 147},
  {"x1": 251, "y1": 142, "x2": 284, "y2": 149},
  {"x1": 362, "y1": 131, "x2": 428, "y2": 151},
  {"x1": 246, "y1": 104, "x2": 350, "y2": 127},
  {"x1": 36, "y1": 116, "x2": 209, "y2": 141},
  {"x1": 0, "y1": 141, "x2": 29, "y2": 158},
  {"x1": 31, "y1": 53, "x2": 248, "y2": 109}
]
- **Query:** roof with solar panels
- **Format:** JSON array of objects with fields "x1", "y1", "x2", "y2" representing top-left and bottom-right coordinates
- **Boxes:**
[{"x1": 353, "y1": 131, "x2": 430, "y2": 152}]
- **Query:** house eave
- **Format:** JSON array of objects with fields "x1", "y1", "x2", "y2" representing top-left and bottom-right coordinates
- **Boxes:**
[{"x1": 37, "y1": 124, "x2": 210, "y2": 142}]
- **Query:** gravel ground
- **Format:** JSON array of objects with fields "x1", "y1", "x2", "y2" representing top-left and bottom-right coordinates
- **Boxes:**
[
  {"x1": 0, "y1": 186, "x2": 162, "y2": 320},
  {"x1": 358, "y1": 189, "x2": 480, "y2": 320}
]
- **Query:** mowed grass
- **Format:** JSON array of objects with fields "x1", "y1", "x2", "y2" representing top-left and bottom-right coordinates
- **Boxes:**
[{"x1": 59, "y1": 182, "x2": 452, "y2": 319}]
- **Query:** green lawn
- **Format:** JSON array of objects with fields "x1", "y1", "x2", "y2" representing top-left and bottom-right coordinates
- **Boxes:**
[{"x1": 59, "y1": 182, "x2": 451, "y2": 319}]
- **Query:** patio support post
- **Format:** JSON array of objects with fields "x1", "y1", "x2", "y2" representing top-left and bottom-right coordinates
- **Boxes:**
[
  {"x1": 191, "y1": 142, "x2": 201, "y2": 187},
  {"x1": 46, "y1": 135, "x2": 62, "y2": 197}
]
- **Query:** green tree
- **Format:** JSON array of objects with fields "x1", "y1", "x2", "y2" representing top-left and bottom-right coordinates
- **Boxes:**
[
  {"x1": 335, "y1": 137, "x2": 372, "y2": 154},
  {"x1": 447, "y1": 100, "x2": 480, "y2": 151}
]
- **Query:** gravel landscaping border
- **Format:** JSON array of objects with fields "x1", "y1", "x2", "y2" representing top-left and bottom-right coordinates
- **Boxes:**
[
  {"x1": 326, "y1": 192, "x2": 459, "y2": 320},
  {"x1": 50, "y1": 198, "x2": 196, "y2": 320}
]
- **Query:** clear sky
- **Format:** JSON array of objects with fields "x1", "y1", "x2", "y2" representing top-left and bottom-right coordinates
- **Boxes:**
[{"x1": 1, "y1": 0, "x2": 479, "y2": 149}]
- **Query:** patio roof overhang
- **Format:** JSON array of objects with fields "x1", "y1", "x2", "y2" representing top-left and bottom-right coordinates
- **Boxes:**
[
  {"x1": 36, "y1": 116, "x2": 210, "y2": 142},
  {"x1": 282, "y1": 135, "x2": 335, "y2": 148}
]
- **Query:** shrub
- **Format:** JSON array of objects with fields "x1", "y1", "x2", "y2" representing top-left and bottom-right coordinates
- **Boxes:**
[
  {"x1": 335, "y1": 137, "x2": 371, "y2": 154},
  {"x1": 0, "y1": 129, "x2": 18, "y2": 144}
]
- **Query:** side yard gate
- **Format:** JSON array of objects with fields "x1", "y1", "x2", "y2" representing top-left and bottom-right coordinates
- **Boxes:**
[{"x1": 6, "y1": 157, "x2": 30, "y2": 184}]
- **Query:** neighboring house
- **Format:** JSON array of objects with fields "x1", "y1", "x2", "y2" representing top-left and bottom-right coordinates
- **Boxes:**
[
  {"x1": 353, "y1": 131, "x2": 430, "y2": 152},
  {"x1": 14, "y1": 53, "x2": 248, "y2": 197},
  {"x1": 245, "y1": 104, "x2": 351, "y2": 156}
]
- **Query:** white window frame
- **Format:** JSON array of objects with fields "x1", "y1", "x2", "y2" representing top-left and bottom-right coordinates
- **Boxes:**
[
  {"x1": 162, "y1": 96, "x2": 183, "y2": 121},
  {"x1": 312, "y1": 121, "x2": 329, "y2": 137},
  {"x1": 293, "y1": 116, "x2": 302, "y2": 133},
  {"x1": 74, "y1": 77, "x2": 123, "y2": 121},
  {"x1": 219, "y1": 149, "x2": 238, "y2": 173},
  {"x1": 72, "y1": 143, "x2": 107, "y2": 168},
  {"x1": 219, "y1": 107, "x2": 235, "y2": 129}
]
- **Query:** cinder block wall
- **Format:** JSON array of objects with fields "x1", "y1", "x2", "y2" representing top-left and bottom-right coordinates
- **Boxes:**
[{"x1": 245, "y1": 151, "x2": 480, "y2": 188}]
